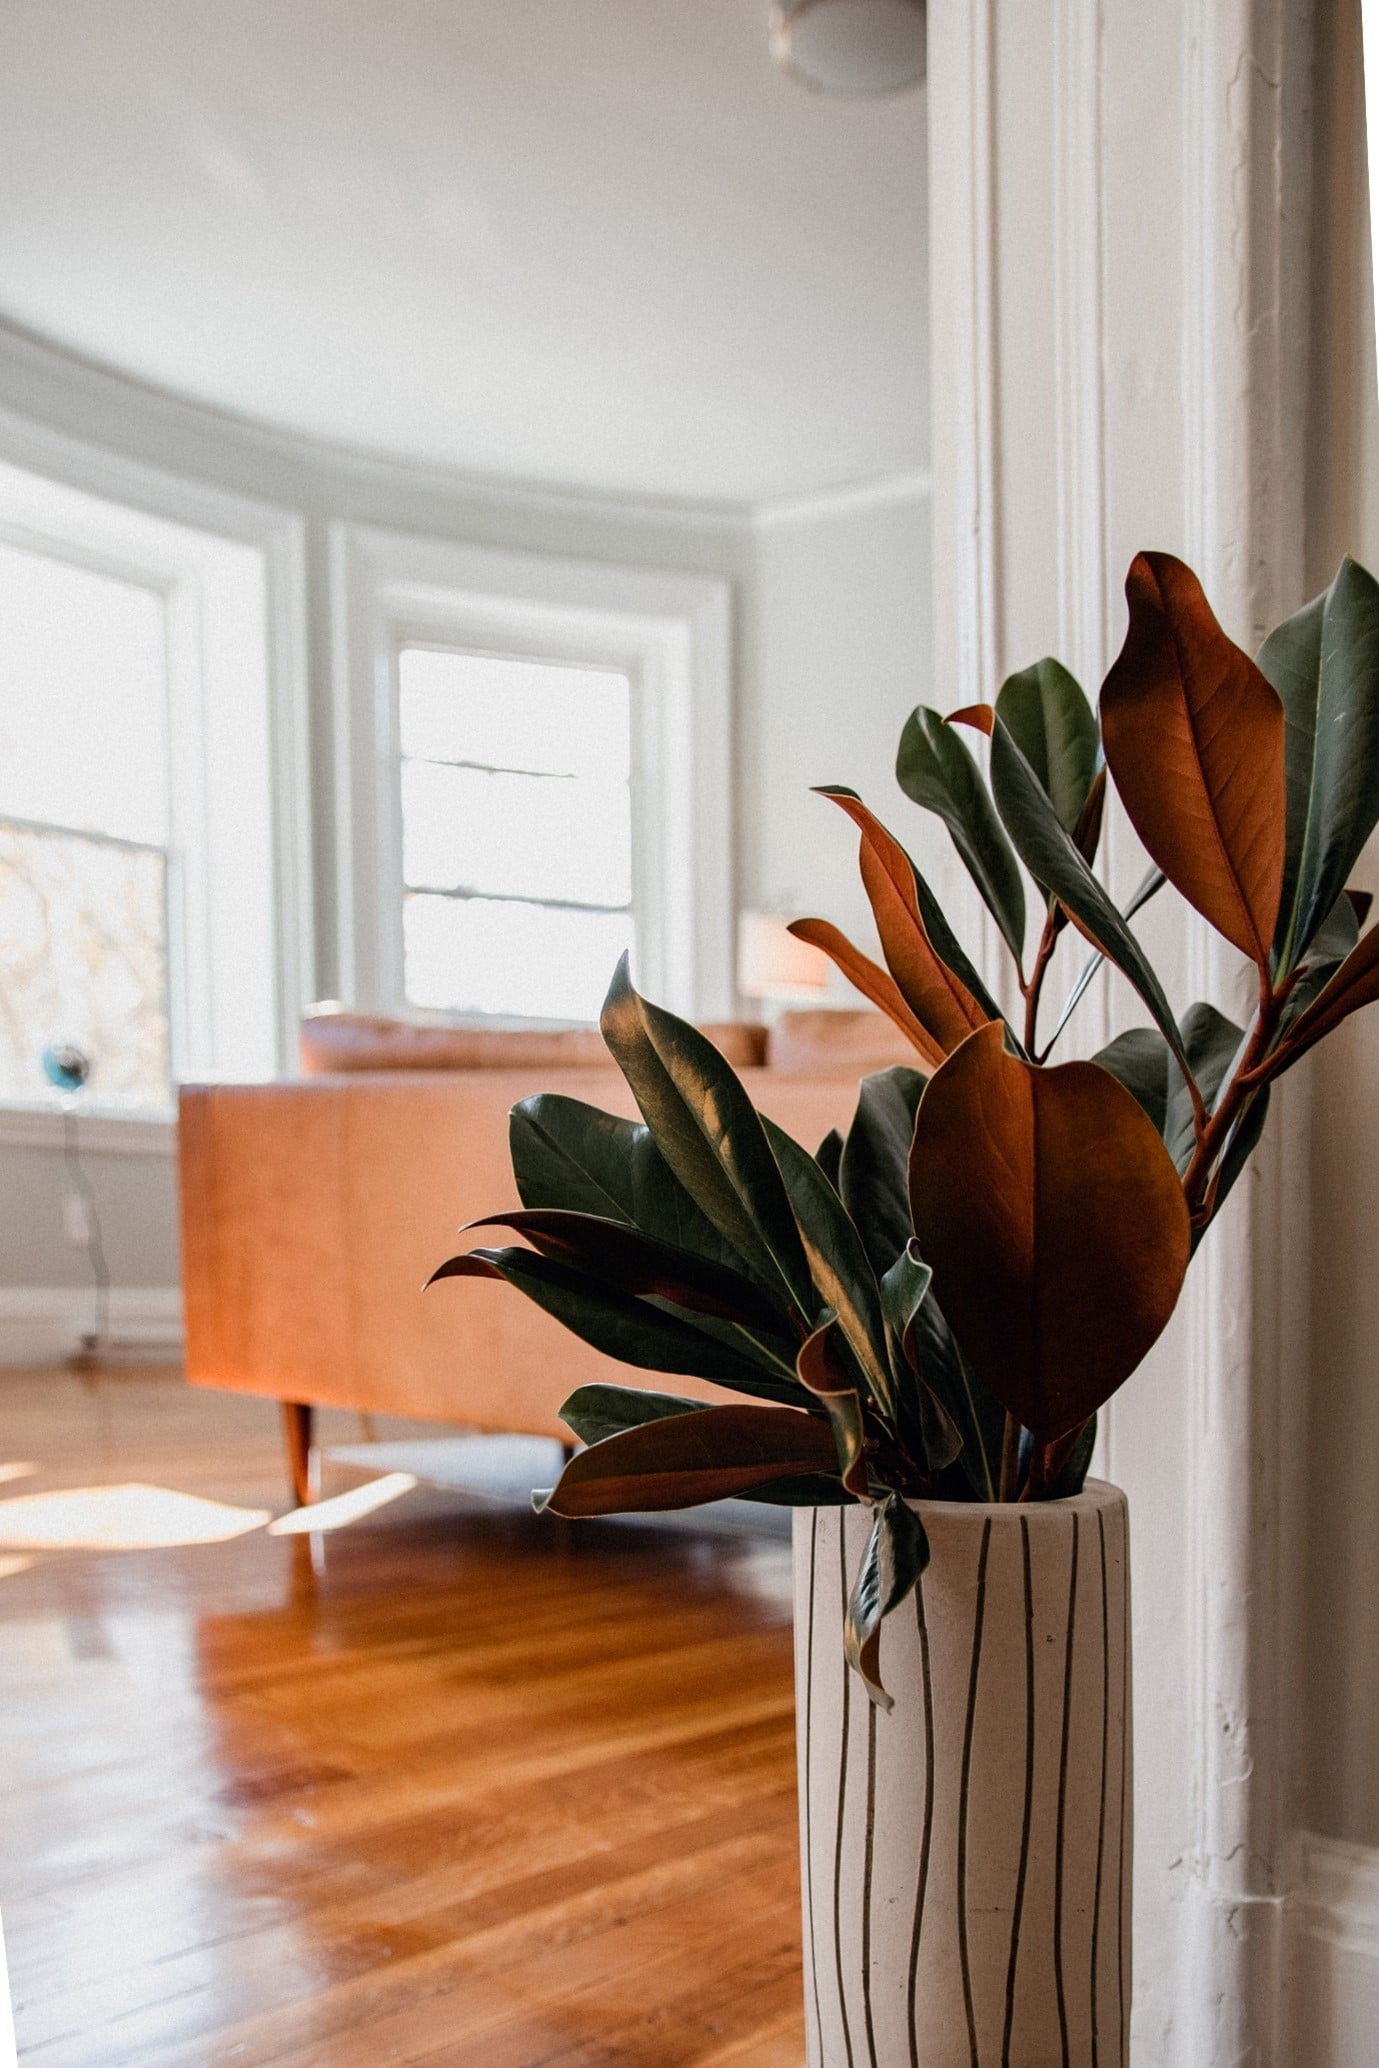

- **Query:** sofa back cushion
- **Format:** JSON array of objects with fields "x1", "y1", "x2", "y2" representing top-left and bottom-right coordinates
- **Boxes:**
[
  {"x1": 765, "y1": 1008, "x2": 919, "y2": 1074},
  {"x1": 299, "y1": 1009, "x2": 767, "y2": 1075}
]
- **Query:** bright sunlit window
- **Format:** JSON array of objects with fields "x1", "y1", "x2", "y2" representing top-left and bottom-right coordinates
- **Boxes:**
[
  {"x1": 398, "y1": 647, "x2": 635, "y2": 1023},
  {"x1": 0, "y1": 542, "x2": 172, "y2": 1108}
]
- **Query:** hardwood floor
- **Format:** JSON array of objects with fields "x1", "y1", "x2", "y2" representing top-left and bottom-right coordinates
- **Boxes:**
[{"x1": 0, "y1": 1366, "x2": 804, "y2": 2067}]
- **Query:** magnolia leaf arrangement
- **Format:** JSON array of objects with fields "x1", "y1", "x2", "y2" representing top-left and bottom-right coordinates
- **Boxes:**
[{"x1": 435, "y1": 551, "x2": 1379, "y2": 1707}]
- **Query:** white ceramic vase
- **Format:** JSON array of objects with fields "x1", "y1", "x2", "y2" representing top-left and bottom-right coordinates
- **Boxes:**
[{"x1": 793, "y1": 1480, "x2": 1131, "y2": 2068}]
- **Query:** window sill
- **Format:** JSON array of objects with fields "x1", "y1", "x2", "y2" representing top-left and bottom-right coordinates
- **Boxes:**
[{"x1": 0, "y1": 1102, "x2": 177, "y2": 1157}]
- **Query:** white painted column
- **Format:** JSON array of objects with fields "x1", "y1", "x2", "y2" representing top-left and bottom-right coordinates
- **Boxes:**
[{"x1": 926, "y1": 4, "x2": 1315, "y2": 2060}]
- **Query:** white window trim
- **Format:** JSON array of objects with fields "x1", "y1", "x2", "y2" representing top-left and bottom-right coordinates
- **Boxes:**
[
  {"x1": 0, "y1": 406, "x2": 311, "y2": 1140},
  {"x1": 331, "y1": 525, "x2": 734, "y2": 1022}
]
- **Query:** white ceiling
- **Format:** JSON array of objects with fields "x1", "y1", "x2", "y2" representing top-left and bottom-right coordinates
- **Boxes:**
[{"x1": 0, "y1": 1, "x2": 927, "y2": 505}]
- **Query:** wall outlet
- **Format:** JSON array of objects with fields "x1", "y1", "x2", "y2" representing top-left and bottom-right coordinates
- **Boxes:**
[{"x1": 62, "y1": 1190, "x2": 91, "y2": 1247}]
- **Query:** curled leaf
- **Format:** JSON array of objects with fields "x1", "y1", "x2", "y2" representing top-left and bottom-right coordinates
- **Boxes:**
[
  {"x1": 539, "y1": 1404, "x2": 840, "y2": 1516},
  {"x1": 845, "y1": 1492, "x2": 931, "y2": 1710},
  {"x1": 787, "y1": 918, "x2": 944, "y2": 1069},
  {"x1": 797, "y1": 1315, "x2": 870, "y2": 1497}
]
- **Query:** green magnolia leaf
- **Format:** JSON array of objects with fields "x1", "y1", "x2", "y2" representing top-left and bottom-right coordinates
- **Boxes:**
[
  {"x1": 538, "y1": 1404, "x2": 841, "y2": 1516},
  {"x1": 466, "y1": 1209, "x2": 792, "y2": 1338},
  {"x1": 431, "y1": 1248, "x2": 800, "y2": 1402},
  {"x1": 903, "y1": 1283, "x2": 1005, "y2": 1501},
  {"x1": 838, "y1": 1066, "x2": 925, "y2": 1275},
  {"x1": 1166, "y1": 1004, "x2": 1247, "y2": 1170},
  {"x1": 1092, "y1": 1029, "x2": 1171, "y2": 1136},
  {"x1": 510, "y1": 1094, "x2": 761, "y2": 1284},
  {"x1": 1040, "y1": 866, "x2": 1166, "y2": 1059},
  {"x1": 815, "y1": 1127, "x2": 845, "y2": 1189},
  {"x1": 796, "y1": 1314, "x2": 871, "y2": 1497},
  {"x1": 974, "y1": 713, "x2": 1192, "y2": 1078},
  {"x1": 1258, "y1": 557, "x2": 1379, "y2": 970},
  {"x1": 911, "y1": 865, "x2": 1010, "y2": 1028},
  {"x1": 559, "y1": 1382, "x2": 708, "y2": 1446},
  {"x1": 896, "y1": 705, "x2": 1026, "y2": 966},
  {"x1": 600, "y1": 957, "x2": 814, "y2": 1317},
  {"x1": 995, "y1": 658, "x2": 1100, "y2": 835},
  {"x1": 763, "y1": 1116, "x2": 893, "y2": 1415},
  {"x1": 1195, "y1": 1086, "x2": 1270, "y2": 1236},
  {"x1": 845, "y1": 1492, "x2": 931, "y2": 1710},
  {"x1": 879, "y1": 1241, "x2": 963, "y2": 1473}
]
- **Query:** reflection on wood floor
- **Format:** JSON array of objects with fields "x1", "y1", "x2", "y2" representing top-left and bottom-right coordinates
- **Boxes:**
[{"x1": 0, "y1": 1365, "x2": 803, "y2": 2067}]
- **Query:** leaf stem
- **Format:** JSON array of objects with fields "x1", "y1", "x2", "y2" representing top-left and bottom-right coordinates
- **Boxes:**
[
  {"x1": 1181, "y1": 973, "x2": 1284, "y2": 1223},
  {"x1": 998, "y1": 1411, "x2": 1022, "y2": 1502},
  {"x1": 1021, "y1": 909, "x2": 1060, "y2": 1057}
]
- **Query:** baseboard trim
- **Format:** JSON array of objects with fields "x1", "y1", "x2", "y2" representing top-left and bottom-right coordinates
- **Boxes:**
[{"x1": 0, "y1": 1286, "x2": 183, "y2": 1367}]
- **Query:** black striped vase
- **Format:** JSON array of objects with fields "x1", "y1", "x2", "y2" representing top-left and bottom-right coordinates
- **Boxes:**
[{"x1": 793, "y1": 1481, "x2": 1131, "y2": 2068}]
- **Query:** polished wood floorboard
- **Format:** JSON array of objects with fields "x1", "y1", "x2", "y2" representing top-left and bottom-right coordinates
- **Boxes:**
[{"x1": 0, "y1": 1366, "x2": 804, "y2": 2066}]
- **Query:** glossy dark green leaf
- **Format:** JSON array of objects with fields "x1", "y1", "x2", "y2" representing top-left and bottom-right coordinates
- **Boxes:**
[
  {"x1": 815, "y1": 1128, "x2": 844, "y2": 1188},
  {"x1": 838, "y1": 1066, "x2": 925, "y2": 1275},
  {"x1": 466, "y1": 1209, "x2": 791, "y2": 1337},
  {"x1": 510, "y1": 1094, "x2": 759, "y2": 1283},
  {"x1": 845, "y1": 1492, "x2": 931, "y2": 1709},
  {"x1": 1195, "y1": 1086, "x2": 1270, "y2": 1237},
  {"x1": 431, "y1": 1248, "x2": 799, "y2": 1401},
  {"x1": 796, "y1": 1314, "x2": 870, "y2": 1497},
  {"x1": 763, "y1": 1116, "x2": 892, "y2": 1414},
  {"x1": 538, "y1": 1404, "x2": 840, "y2": 1516},
  {"x1": 1258, "y1": 558, "x2": 1379, "y2": 969},
  {"x1": 896, "y1": 704, "x2": 1026, "y2": 965},
  {"x1": 879, "y1": 1241, "x2": 963, "y2": 1473},
  {"x1": 559, "y1": 1383, "x2": 708, "y2": 1447},
  {"x1": 903, "y1": 1281, "x2": 1005, "y2": 1501},
  {"x1": 600, "y1": 956, "x2": 814, "y2": 1317},
  {"x1": 1040, "y1": 866, "x2": 1166, "y2": 1059},
  {"x1": 970, "y1": 712, "x2": 1192, "y2": 1078},
  {"x1": 995, "y1": 657, "x2": 1100, "y2": 835},
  {"x1": 1092, "y1": 1029, "x2": 1171, "y2": 1136},
  {"x1": 1166, "y1": 1004, "x2": 1246, "y2": 1170},
  {"x1": 911, "y1": 865, "x2": 1011, "y2": 1032}
]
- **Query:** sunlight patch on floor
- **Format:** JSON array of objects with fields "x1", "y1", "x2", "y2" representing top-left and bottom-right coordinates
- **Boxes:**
[
  {"x1": 0, "y1": 1484, "x2": 271, "y2": 1550},
  {"x1": 268, "y1": 1472, "x2": 418, "y2": 1535}
]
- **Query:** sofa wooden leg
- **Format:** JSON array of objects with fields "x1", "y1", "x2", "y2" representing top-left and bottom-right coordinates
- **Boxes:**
[{"x1": 282, "y1": 1401, "x2": 315, "y2": 1507}]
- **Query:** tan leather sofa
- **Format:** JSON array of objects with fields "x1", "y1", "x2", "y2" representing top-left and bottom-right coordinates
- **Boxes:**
[{"x1": 178, "y1": 1008, "x2": 912, "y2": 1499}]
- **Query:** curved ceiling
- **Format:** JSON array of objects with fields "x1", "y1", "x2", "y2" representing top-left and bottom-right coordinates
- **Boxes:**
[{"x1": 0, "y1": 1, "x2": 927, "y2": 505}]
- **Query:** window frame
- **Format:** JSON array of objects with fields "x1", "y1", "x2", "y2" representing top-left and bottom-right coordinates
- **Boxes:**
[
  {"x1": 0, "y1": 407, "x2": 311, "y2": 1130},
  {"x1": 331, "y1": 525, "x2": 734, "y2": 1024}
]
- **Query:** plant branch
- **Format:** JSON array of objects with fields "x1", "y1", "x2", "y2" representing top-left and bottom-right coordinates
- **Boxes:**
[
  {"x1": 1021, "y1": 907, "x2": 1060, "y2": 1057},
  {"x1": 1181, "y1": 970, "x2": 1284, "y2": 1221}
]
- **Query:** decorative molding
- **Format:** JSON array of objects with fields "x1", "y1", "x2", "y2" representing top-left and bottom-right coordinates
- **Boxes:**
[
  {"x1": 0, "y1": 1286, "x2": 183, "y2": 1368},
  {"x1": 751, "y1": 468, "x2": 932, "y2": 531},
  {"x1": 0, "y1": 1106, "x2": 175, "y2": 1158}
]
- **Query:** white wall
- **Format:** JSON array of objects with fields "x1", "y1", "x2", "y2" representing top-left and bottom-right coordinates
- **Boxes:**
[
  {"x1": 1300, "y1": 0, "x2": 1379, "y2": 1856},
  {"x1": 0, "y1": 329, "x2": 933, "y2": 1330}
]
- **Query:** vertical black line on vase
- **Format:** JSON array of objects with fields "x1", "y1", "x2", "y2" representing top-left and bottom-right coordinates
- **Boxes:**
[
  {"x1": 860, "y1": 1696, "x2": 879, "y2": 2065},
  {"x1": 1053, "y1": 1512, "x2": 1081, "y2": 2068},
  {"x1": 958, "y1": 1517, "x2": 994, "y2": 2068},
  {"x1": 833, "y1": 1518, "x2": 857, "y2": 2068},
  {"x1": 806, "y1": 1510, "x2": 826, "y2": 2061},
  {"x1": 1117, "y1": 1513, "x2": 1130, "y2": 2065},
  {"x1": 1090, "y1": 1509, "x2": 1110, "y2": 2068},
  {"x1": 1001, "y1": 1514, "x2": 1036, "y2": 2066},
  {"x1": 906, "y1": 1574, "x2": 935, "y2": 2068}
]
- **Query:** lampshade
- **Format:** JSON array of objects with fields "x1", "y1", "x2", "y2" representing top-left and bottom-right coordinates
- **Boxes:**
[
  {"x1": 738, "y1": 911, "x2": 831, "y2": 1001},
  {"x1": 770, "y1": 0, "x2": 926, "y2": 96}
]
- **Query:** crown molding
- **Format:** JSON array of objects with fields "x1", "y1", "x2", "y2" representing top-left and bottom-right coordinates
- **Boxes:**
[{"x1": 750, "y1": 467, "x2": 932, "y2": 530}]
